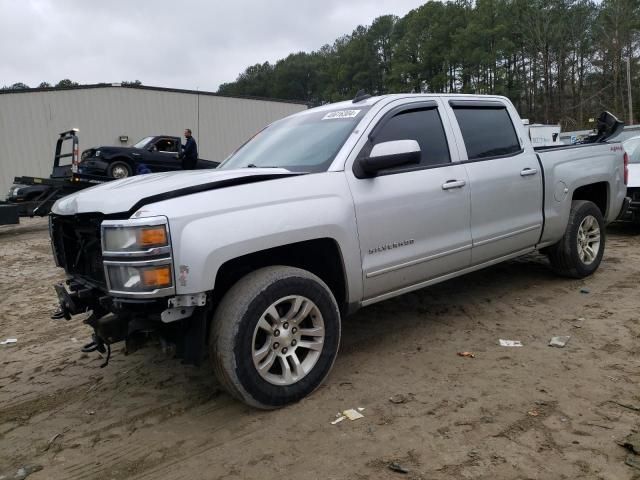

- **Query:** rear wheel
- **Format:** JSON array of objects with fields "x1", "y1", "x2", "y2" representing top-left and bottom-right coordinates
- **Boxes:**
[
  {"x1": 547, "y1": 200, "x2": 605, "y2": 278},
  {"x1": 210, "y1": 266, "x2": 341, "y2": 409},
  {"x1": 108, "y1": 161, "x2": 132, "y2": 179}
]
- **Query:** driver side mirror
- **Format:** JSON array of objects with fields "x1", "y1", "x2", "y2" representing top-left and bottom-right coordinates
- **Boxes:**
[{"x1": 355, "y1": 140, "x2": 421, "y2": 177}]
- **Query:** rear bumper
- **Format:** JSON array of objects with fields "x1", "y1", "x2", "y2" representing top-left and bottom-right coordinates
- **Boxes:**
[{"x1": 619, "y1": 189, "x2": 640, "y2": 222}]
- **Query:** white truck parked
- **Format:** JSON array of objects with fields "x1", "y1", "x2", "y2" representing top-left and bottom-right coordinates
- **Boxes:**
[{"x1": 50, "y1": 94, "x2": 629, "y2": 408}]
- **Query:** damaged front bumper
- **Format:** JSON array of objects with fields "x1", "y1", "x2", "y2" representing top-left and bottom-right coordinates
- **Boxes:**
[{"x1": 51, "y1": 279, "x2": 209, "y2": 366}]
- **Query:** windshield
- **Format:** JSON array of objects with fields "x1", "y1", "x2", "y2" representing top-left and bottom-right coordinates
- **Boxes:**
[
  {"x1": 218, "y1": 107, "x2": 370, "y2": 172},
  {"x1": 133, "y1": 136, "x2": 154, "y2": 149},
  {"x1": 624, "y1": 137, "x2": 640, "y2": 164}
]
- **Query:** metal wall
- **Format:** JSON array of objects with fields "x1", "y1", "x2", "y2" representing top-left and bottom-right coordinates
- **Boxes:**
[{"x1": 0, "y1": 86, "x2": 306, "y2": 193}]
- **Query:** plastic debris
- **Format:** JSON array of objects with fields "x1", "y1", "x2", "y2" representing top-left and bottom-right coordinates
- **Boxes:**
[
  {"x1": 457, "y1": 351, "x2": 475, "y2": 358},
  {"x1": 331, "y1": 415, "x2": 346, "y2": 425},
  {"x1": 0, "y1": 338, "x2": 17, "y2": 345},
  {"x1": 549, "y1": 336, "x2": 571, "y2": 348},
  {"x1": 499, "y1": 339, "x2": 523, "y2": 347},
  {"x1": 331, "y1": 408, "x2": 365, "y2": 424},
  {"x1": 580, "y1": 288, "x2": 590, "y2": 294},
  {"x1": 343, "y1": 409, "x2": 364, "y2": 420},
  {"x1": 388, "y1": 463, "x2": 409, "y2": 474}
]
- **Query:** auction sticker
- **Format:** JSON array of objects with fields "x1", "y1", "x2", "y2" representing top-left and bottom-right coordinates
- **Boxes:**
[{"x1": 322, "y1": 109, "x2": 361, "y2": 120}]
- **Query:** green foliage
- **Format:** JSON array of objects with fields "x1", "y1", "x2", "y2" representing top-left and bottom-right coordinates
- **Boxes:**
[
  {"x1": 218, "y1": 0, "x2": 640, "y2": 128},
  {"x1": 122, "y1": 80, "x2": 142, "y2": 86},
  {"x1": 1, "y1": 82, "x2": 30, "y2": 90},
  {"x1": 55, "y1": 79, "x2": 79, "y2": 88}
]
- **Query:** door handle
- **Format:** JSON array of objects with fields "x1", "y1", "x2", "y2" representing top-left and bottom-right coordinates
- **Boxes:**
[
  {"x1": 441, "y1": 179, "x2": 466, "y2": 190},
  {"x1": 520, "y1": 168, "x2": 538, "y2": 177}
]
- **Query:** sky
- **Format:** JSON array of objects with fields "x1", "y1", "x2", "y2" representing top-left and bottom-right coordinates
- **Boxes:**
[{"x1": 0, "y1": 0, "x2": 428, "y2": 92}]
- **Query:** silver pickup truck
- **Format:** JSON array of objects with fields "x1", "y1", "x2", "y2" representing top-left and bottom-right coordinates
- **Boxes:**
[{"x1": 49, "y1": 94, "x2": 628, "y2": 408}]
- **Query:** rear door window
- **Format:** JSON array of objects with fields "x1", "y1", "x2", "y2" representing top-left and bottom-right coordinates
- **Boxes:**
[{"x1": 452, "y1": 106, "x2": 521, "y2": 160}]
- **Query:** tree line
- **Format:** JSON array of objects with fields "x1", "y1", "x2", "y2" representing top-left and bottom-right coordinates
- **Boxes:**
[
  {"x1": 218, "y1": 0, "x2": 639, "y2": 129},
  {"x1": 1, "y1": 79, "x2": 142, "y2": 90}
]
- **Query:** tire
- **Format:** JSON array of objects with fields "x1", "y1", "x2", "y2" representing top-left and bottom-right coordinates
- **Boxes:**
[
  {"x1": 547, "y1": 200, "x2": 605, "y2": 278},
  {"x1": 210, "y1": 266, "x2": 341, "y2": 409},
  {"x1": 108, "y1": 161, "x2": 132, "y2": 179}
]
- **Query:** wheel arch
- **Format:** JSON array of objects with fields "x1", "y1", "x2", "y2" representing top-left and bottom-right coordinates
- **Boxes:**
[
  {"x1": 572, "y1": 181, "x2": 609, "y2": 217},
  {"x1": 211, "y1": 238, "x2": 349, "y2": 316}
]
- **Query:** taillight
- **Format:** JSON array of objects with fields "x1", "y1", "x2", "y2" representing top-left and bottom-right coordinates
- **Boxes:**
[{"x1": 624, "y1": 152, "x2": 629, "y2": 185}]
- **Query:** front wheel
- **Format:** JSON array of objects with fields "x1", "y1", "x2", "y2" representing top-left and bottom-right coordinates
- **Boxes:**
[
  {"x1": 547, "y1": 200, "x2": 605, "y2": 278},
  {"x1": 210, "y1": 266, "x2": 341, "y2": 409},
  {"x1": 108, "y1": 161, "x2": 132, "y2": 179}
]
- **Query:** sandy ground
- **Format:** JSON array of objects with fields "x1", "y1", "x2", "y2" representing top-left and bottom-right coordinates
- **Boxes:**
[{"x1": 0, "y1": 217, "x2": 639, "y2": 480}]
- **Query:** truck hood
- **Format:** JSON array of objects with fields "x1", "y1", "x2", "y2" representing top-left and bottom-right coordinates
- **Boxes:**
[
  {"x1": 52, "y1": 168, "x2": 297, "y2": 215},
  {"x1": 628, "y1": 164, "x2": 640, "y2": 188}
]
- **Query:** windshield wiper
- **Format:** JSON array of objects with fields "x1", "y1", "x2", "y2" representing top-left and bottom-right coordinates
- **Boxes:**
[{"x1": 246, "y1": 164, "x2": 282, "y2": 168}]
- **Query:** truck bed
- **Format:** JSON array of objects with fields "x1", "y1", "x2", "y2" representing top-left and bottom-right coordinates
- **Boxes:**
[{"x1": 536, "y1": 141, "x2": 626, "y2": 245}]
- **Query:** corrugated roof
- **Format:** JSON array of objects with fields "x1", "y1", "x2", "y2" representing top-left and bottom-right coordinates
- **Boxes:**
[{"x1": 0, "y1": 83, "x2": 309, "y2": 106}]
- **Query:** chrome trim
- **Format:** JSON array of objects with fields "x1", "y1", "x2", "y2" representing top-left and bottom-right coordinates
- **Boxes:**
[
  {"x1": 103, "y1": 257, "x2": 173, "y2": 268},
  {"x1": 366, "y1": 244, "x2": 472, "y2": 278},
  {"x1": 102, "y1": 216, "x2": 169, "y2": 228},
  {"x1": 103, "y1": 245, "x2": 172, "y2": 258},
  {"x1": 108, "y1": 286, "x2": 176, "y2": 299},
  {"x1": 361, "y1": 247, "x2": 535, "y2": 307},
  {"x1": 473, "y1": 224, "x2": 541, "y2": 247}
]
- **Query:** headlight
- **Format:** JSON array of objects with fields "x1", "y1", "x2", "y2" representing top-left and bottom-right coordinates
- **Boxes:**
[
  {"x1": 102, "y1": 221, "x2": 169, "y2": 254},
  {"x1": 95, "y1": 150, "x2": 101, "y2": 157},
  {"x1": 101, "y1": 217, "x2": 174, "y2": 297},
  {"x1": 104, "y1": 262, "x2": 173, "y2": 292},
  {"x1": 10, "y1": 187, "x2": 22, "y2": 196}
]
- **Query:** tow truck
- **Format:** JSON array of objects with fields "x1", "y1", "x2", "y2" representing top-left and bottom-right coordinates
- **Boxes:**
[{"x1": 0, "y1": 129, "x2": 113, "y2": 225}]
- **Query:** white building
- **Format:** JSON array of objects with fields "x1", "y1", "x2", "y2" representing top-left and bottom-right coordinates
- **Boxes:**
[{"x1": 0, "y1": 84, "x2": 307, "y2": 193}]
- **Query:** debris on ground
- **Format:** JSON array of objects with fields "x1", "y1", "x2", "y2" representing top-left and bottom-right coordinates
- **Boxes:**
[
  {"x1": 625, "y1": 455, "x2": 640, "y2": 471},
  {"x1": 608, "y1": 401, "x2": 640, "y2": 412},
  {"x1": 343, "y1": 409, "x2": 364, "y2": 420},
  {"x1": 527, "y1": 410, "x2": 540, "y2": 417},
  {"x1": 620, "y1": 433, "x2": 640, "y2": 455},
  {"x1": 389, "y1": 393, "x2": 413, "y2": 404},
  {"x1": 0, "y1": 338, "x2": 17, "y2": 345},
  {"x1": 1, "y1": 464, "x2": 43, "y2": 480},
  {"x1": 457, "y1": 351, "x2": 475, "y2": 358},
  {"x1": 331, "y1": 415, "x2": 346, "y2": 425},
  {"x1": 580, "y1": 288, "x2": 590, "y2": 294},
  {"x1": 499, "y1": 339, "x2": 523, "y2": 347},
  {"x1": 43, "y1": 433, "x2": 62, "y2": 452},
  {"x1": 331, "y1": 408, "x2": 365, "y2": 424},
  {"x1": 388, "y1": 462, "x2": 409, "y2": 474},
  {"x1": 549, "y1": 336, "x2": 571, "y2": 348}
]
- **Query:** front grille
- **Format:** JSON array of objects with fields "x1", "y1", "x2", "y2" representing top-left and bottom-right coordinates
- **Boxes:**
[{"x1": 50, "y1": 214, "x2": 106, "y2": 288}]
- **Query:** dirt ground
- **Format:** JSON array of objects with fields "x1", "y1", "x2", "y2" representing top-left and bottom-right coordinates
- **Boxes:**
[{"x1": 0, "y1": 218, "x2": 639, "y2": 480}]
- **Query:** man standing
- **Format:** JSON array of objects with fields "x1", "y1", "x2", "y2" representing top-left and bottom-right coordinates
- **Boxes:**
[{"x1": 181, "y1": 128, "x2": 198, "y2": 170}]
